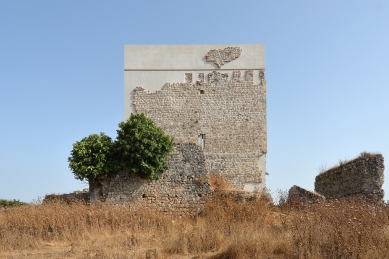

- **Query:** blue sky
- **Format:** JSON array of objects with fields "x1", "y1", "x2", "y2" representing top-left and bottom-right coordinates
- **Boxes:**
[{"x1": 1, "y1": 1, "x2": 388, "y2": 202}]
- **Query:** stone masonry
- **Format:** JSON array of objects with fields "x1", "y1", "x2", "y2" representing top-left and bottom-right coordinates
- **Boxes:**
[
  {"x1": 124, "y1": 44, "x2": 267, "y2": 192},
  {"x1": 133, "y1": 70, "x2": 267, "y2": 190},
  {"x1": 44, "y1": 189, "x2": 90, "y2": 204},
  {"x1": 90, "y1": 143, "x2": 212, "y2": 215},
  {"x1": 315, "y1": 153, "x2": 385, "y2": 201},
  {"x1": 93, "y1": 45, "x2": 268, "y2": 212},
  {"x1": 287, "y1": 185, "x2": 325, "y2": 203}
]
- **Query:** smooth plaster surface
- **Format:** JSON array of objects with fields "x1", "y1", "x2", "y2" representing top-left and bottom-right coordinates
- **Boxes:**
[
  {"x1": 124, "y1": 44, "x2": 266, "y2": 118},
  {"x1": 124, "y1": 44, "x2": 265, "y2": 70}
]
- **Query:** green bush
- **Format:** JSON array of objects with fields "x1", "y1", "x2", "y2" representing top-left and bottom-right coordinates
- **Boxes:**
[
  {"x1": 68, "y1": 114, "x2": 173, "y2": 183},
  {"x1": 116, "y1": 113, "x2": 173, "y2": 180},
  {"x1": 68, "y1": 133, "x2": 120, "y2": 182},
  {"x1": 0, "y1": 199, "x2": 28, "y2": 208}
]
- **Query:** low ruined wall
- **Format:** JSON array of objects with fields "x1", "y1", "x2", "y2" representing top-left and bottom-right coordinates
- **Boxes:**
[
  {"x1": 44, "y1": 189, "x2": 90, "y2": 203},
  {"x1": 90, "y1": 143, "x2": 212, "y2": 215},
  {"x1": 315, "y1": 154, "x2": 384, "y2": 201},
  {"x1": 288, "y1": 185, "x2": 325, "y2": 203}
]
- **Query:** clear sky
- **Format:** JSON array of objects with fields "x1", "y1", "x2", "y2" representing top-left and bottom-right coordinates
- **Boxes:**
[{"x1": 1, "y1": 1, "x2": 388, "y2": 202}]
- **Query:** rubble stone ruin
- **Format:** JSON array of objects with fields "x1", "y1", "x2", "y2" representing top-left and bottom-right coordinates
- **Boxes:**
[
  {"x1": 288, "y1": 153, "x2": 385, "y2": 203},
  {"x1": 288, "y1": 185, "x2": 325, "y2": 203},
  {"x1": 90, "y1": 44, "x2": 267, "y2": 212},
  {"x1": 315, "y1": 153, "x2": 384, "y2": 201}
]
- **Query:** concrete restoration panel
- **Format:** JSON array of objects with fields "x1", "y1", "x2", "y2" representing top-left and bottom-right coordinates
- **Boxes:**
[
  {"x1": 124, "y1": 44, "x2": 266, "y2": 191},
  {"x1": 124, "y1": 44, "x2": 265, "y2": 116}
]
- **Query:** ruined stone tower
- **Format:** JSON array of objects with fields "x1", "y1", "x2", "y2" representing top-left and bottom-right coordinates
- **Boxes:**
[{"x1": 124, "y1": 44, "x2": 267, "y2": 191}]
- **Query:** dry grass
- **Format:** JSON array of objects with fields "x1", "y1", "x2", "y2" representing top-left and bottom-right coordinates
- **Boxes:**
[
  {"x1": 1, "y1": 194, "x2": 389, "y2": 259},
  {"x1": 209, "y1": 173, "x2": 235, "y2": 191}
]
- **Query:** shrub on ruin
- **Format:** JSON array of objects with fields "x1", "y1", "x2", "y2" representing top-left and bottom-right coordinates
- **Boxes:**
[
  {"x1": 68, "y1": 133, "x2": 120, "y2": 182},
  {"x1": 115, "y1": 113, "x2": 173, "y2": 180}
]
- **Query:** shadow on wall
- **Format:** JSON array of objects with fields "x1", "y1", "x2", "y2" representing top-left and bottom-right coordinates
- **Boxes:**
[{"x1": 89, "y1": 143, "x2": 212, "y2": 216}]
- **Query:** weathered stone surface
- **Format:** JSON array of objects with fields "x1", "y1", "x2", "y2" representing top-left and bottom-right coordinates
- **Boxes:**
[
  {"x1": 118, "y1": 45, "x2": 267, "y2": 213},
  {"x1": 185, "y1": 73, "x2": 192, "y2": 83},
  {"x1": 133, "y1": 71, "x2": 267, "y2": 190},
  {"x1": 288, "y1": 185, "x2": 325, "y2": 203},
  {"x1": 214, "y1": 190, "x2": 273, "y2": 205},
  {"x1": 124, "y1": 44, "x2": 266, "y2": 116},
  {"x1": 90, "y1": 143, "x2": 212, "y2": 215},
  {"x1": 315, "y1": 153, "x2": 385, "y2": 201},
  {"x1": 44, "y1": 189, "x2": 90, "y2": 203},
  {"x1": 205, "y1": 46, "x2": 242, "y2": 68}
]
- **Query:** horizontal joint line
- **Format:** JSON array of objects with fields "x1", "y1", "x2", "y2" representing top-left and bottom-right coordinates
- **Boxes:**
[{"x1": 124, "y1": 68, "x2": 265, "y2": 71}]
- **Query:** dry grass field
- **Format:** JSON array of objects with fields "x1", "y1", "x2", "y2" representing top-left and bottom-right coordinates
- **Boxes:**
[{"x1": 1, "y1": 191, "x2": 389, "y2": 259}]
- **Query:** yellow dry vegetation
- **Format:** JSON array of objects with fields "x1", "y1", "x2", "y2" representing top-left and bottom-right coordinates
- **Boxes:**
[{"x1": 0, "y1": 192, "x2": 389, "y2": 259}]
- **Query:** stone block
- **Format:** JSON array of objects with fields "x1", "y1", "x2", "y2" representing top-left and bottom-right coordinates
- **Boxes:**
[{"x1": 288, "y1": 185, "x2": 325, "y2": 203}]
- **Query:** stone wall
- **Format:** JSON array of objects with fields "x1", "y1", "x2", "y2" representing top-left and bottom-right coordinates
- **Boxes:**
[
  {"x1": 288, "y1": 185, "x2": 325, "y2": 203},
  {"x1": 44, "y1": 189, "x2": 90, "y2": 203},
  {"x1": 133, "y1": 70, "x2": 267, "y2": 190},
  {"x1": 90, "y1": 143, "x2": 212, "y2": 215},
  {"x1": 315, "y1": 154, "x2": 385, "y2": 201}
]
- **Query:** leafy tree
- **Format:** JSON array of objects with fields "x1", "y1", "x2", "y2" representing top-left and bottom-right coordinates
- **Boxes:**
[
  {"x1": 68, "y1": 133, "x2": 120, "y2": 182},
  {"x1": 115, "y1": 113, "x2": 173, "y2": 180}
]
